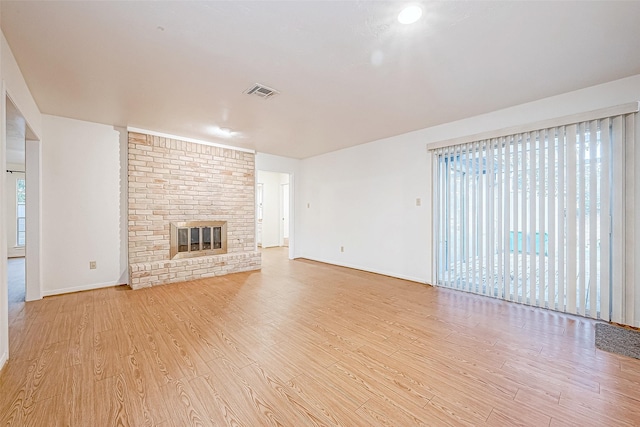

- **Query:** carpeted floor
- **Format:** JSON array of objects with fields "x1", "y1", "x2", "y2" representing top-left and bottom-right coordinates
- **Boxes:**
[{"x1": 595, "y1": 323, "x2": 640, "y2": 359}]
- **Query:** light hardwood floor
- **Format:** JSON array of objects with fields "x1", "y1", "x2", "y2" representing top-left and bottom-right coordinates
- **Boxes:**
[{"x1": 2, "y1": 248, "x2": 640, "y2": 426}]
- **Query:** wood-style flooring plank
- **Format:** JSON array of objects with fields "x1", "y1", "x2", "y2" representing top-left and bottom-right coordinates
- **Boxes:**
[
  {"x1": 94, "y1": 372, "x2": 133, "y2": 427},
  {"x1": 357, "y1": 395, "x2": 472, "y2": 427},
  {"x1": 239, "y1": 362, "x2": 335, "y2": 426},
  {"x1": 93, "y1": 299, "x2": 125, "y2": 333},
  {"x1": 9, "y1": 320, "x2": 54, "y2": 361},
  {"x1": 204, "y1": 356, "x2": 290, "y2": 426},
  {"x1": 67, "y1": 303, "x2": 94, "y2": 366},
  {"x1": 120, "y1": 352, "x2": 170, "y2": 426},
  {"x1": 60, "y1": 361, "x2": 96, "y2": 427},
  {"x1": 189, "y1": 374, "x2": 248, "y2": 426},
  {"x1": 486, "y1": 403, "x2": 551, "y2": 427},
  {"x1": 158, "y1": 379, "x2": 210, "y2": 427},
  {"x1": 93, "y1": 329, "x2": 125, "y2": 381},
  {"x1": 513, "y1": 386, "x2": 612, "y2": 427},
  {"x1": 286, "y1": 373, "x2": 371, "y2": 426}
]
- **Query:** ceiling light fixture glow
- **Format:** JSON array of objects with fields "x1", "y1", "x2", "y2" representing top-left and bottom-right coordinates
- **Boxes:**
[
  {"x1": 398, "y1": 5, "x2": 423, "y2": 25},
  {"x1": 209, "y1": 126, "x2": 238, "y2": 139}
]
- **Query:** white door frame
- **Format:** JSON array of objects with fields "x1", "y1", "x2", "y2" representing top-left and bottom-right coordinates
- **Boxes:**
[
  {"x1": 24, "y1": 137, "x2": 42, "y2": 302},
  {"x1": 1, "y1": 84, "x2": 8, "y2": 369},
  {"x1": 1, "y1": 89, "x2": 43, "y2": 369}
]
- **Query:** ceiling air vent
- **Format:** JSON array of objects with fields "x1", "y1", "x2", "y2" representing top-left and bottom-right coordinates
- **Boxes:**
[{"x1": 244, "y1": 83, "x2": 279, "y2": 99}]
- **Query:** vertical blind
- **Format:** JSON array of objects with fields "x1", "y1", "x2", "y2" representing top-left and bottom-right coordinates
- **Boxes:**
[{"x1": 432, "y1": 107, "x2": 637, "y2": 322}]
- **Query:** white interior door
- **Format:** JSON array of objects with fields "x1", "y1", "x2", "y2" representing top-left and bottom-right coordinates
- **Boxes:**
[{"x1": 280, "y1": 183, "x2": 289, "y2": 246}]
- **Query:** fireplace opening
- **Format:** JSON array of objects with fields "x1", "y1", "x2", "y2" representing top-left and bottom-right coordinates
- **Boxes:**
[
  {"x1": 190, "y1": 228, "x2": 199, "y2": 251},
  {"x1": 170, "y1": 221, "x2": 227, "y2": 259},
  {"x1": 203, "y1": 227, "x2": 212, "y2": 250}
]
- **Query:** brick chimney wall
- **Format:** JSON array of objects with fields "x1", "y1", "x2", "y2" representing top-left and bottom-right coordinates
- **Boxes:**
[{"x1": 127, "y1": 132, "x2": 260, "y2": 289}]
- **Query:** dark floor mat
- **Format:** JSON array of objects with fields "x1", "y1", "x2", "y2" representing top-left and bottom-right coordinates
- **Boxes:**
[{"x1": 595, "y1": 323, "x2": 640, "y2": 359}]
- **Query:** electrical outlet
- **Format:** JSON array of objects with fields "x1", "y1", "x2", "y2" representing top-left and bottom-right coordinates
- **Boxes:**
[
  {"x1": 89, "y1": 261, "x2": 97, "y2": 269},
  {"x1": 340, "y1": 246, "x2": 344, "y2": 252},
  {"x1": 416, "y1": 198, "x2": 421, "y2": 206}
]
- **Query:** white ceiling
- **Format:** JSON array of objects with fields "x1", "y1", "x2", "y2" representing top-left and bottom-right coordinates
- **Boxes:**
[{"x1": 2, "y1": 1, "x2": 640, "y2": 159}]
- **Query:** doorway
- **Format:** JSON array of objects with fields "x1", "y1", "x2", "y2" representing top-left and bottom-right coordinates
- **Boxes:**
[
  {"x1": 5, "y1": 97, "x2": 26, "y2": 309},
  {"x1": 257, "y1": 171, "x2": 290, "y2": 250}
]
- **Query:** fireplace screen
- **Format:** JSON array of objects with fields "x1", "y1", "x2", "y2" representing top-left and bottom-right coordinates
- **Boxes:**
[{"x1": 170, "y1": 221, "x2": 227, "y2": 259}]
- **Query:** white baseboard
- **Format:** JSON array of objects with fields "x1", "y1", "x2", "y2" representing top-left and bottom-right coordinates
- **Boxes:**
[
  {"x1": 295, "y1": 255, "x2": 428, "y2": 285},
  {"x1": 261, "y1": 244, "x2": 281, "y2": 249},
  {"x1": 42, "y1": 280, "x2": 123, "y2": 297},
  {"x1": 0, "y1": 351, "x2": 7, "y2": 372}
]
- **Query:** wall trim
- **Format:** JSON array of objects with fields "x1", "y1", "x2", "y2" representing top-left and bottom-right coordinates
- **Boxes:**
[
  {"x1": 42, "y1": 280, "x2": 121, "y2": 297},
  {"x1": 295, "y1": 255, "x2": 429, "y2": 285},
  {"x1": 427, "y1": 101, "x2": 640, "y2": 150},
  {"x1": 0, "y1": 351, "x2": 7, "y2": 372},
  {"x1": 127, "y1": 127, "x2": 255, "y2": 154}
]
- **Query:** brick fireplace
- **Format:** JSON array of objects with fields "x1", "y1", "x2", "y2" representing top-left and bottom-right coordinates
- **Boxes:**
[{"x1": 127, "y1": 131, "x2": 261, "y2": 289}]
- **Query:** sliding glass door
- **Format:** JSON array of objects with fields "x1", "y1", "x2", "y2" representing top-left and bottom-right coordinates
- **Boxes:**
[{"x1": 433, "y1": 116, "x2": 629, "y2": 320}]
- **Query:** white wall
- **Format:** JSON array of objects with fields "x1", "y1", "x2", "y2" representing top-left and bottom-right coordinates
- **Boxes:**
[
  {"x1": 1, "y1": 28, "x2": 43, "y2": 370},
  {"x1": 256, "y1": 152, "x2": 300, "y2": 174},
  {"x1": 297, "y1": 74, "x2": 640, "y2": 320},
  {"x1": 298, "y1": 136, "x2": 431, "y2": 283},
  {"x1": 41, "y1": 115, "x2": 122, "y2": 295},
  {"x1": 5, "y1": 164, "x2": 25, "y2": 257}
]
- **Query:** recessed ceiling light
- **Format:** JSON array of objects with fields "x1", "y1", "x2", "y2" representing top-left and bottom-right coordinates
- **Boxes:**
[{"x1": 398, "y1": 5, "x2": 423, "y2": 25}]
